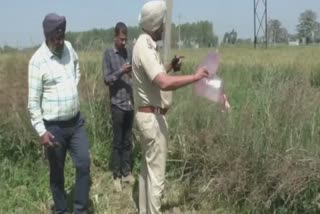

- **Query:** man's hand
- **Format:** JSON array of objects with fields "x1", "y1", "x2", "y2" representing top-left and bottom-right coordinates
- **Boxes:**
[
  {"x1": 171, "y1": 55, "x2": 184, "y2": 72},
  {"x1": 121, "y1": 63, "x2": 132, "y2": 74},
  {"x1": 40, "y1": 131, "x2": 56, "y2": 147},
  {"x1": 194, "y1": 67, "x2": 209, "y2": 81}
]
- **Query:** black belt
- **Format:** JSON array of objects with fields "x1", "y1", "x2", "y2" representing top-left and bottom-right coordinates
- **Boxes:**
[
  {"x1": 138, "y1": 106, "x2": 168, "y2": 115},
  {"x1": 43, "y1": 112, "x2": 80, "y2": 127}
]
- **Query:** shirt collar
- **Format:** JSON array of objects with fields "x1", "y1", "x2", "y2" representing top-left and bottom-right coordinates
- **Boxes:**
[
  {"x1": 41, "y1": 41, "x2": 66, "y2": 59},
  {"x1": 113, "y1": 46, "x2": 119, "y2": 53},
  {"x1": 143, "y1": 33, "x2": 157, "y2": 50},
  {"x1": 41, "y1": 42, "x2": 55, "y2": 59},
  {"x1": 113, "y1": 46, "x2": 129, "y2": 54}
]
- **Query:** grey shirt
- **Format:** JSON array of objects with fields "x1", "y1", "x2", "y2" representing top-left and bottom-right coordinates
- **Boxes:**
[{"x1": 103, "y1": 47, "x2": 133, "y2": 111}]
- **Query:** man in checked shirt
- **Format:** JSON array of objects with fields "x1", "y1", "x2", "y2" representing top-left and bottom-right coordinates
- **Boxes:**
[
  {"x1": 103, "y1": 22, "x2": 135, "y2": 192},
  {"x1": 28, "y1": 13, "x2": 90, "y2": 214}
]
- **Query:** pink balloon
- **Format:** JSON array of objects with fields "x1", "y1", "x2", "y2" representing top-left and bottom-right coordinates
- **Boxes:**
[
  {"x1": 200, "y1": 52, "x2": 220, "y2": 76},
  {"x1": 194, "y1": 52, "x2": 224, "y2": 103}
]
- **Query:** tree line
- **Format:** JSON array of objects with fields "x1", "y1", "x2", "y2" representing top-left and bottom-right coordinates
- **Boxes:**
[
  {"x1": 65, "y1": 21, "x2": 218, "y2": 50},
  {"x1": 2, "y1": 8, "x2": 320, "y2": 52},
  {"x1": 0, "y1": 21, "x2": 218, "y2": 52},
  {"x1": 223, "y1": 9, "x2": 320, "y2": 45}
]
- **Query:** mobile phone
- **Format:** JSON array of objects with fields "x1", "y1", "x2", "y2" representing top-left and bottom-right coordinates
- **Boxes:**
[{"x1": 52, "y1": 139, "x2": 62, "y2": 148}]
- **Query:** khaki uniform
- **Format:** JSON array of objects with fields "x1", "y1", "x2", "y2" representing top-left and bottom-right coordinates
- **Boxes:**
[{"x1": 132, "y1": 33, "x2": 172, "y2": 214}]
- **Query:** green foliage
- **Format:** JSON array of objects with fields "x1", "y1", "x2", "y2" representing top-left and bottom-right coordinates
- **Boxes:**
[
  {"x1": 66, "y1": 26, "x2": 142, "y2": 51},
  {"x1": 65, "y1": 21, "x2": 218, "y2": 51},
  {"x1": 310, "y1": 65, "x2": 320, "y2": 88},
  {"x1": 0, "y1": 45, "x2": 18, "y2": 53},
  {"x1": 297, "y1": 10, "x2": 319, "y2": 44},
  {"x1": 268, "y1": 19, "x2": 289, "y2": 43},
  {"x1": 2, "y1": 47, "x2": 320, "y2": 213},
  {"x1": 223, "y1": 29, "x2": 238, "y2": 44},
  {"x1": 174, "y1": 21, "x2": 217, "y2": 48}
]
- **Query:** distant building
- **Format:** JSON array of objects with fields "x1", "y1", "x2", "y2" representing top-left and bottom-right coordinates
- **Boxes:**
[
  {"x1": 288, "y1": 39, "x2": 299, "y2": 46},
  {"x1": 177, "y1": 40, "x2": 183, "y2": 49},
  {"x1": 190, "y1": 40, "x2": 199, "y2": 49}
]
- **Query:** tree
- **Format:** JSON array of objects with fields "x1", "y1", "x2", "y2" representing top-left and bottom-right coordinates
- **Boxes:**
[
  {"x1": 229, "y1": 29, "x2": 237, "y2": 44},
  {"x1": 297, "y1": 10, "x2": 318, "y2": 44},
  {"x1": 314, "y1": 22, "x2": 320, "y2": 43},
  {"x1": 237, "y1": 38, "x2": 252, "y2": 44},
  {"x1": 176, "y1": 21, "x2": 217, "y2": 48},
  {"x1": 223, "y1": 32, "x2": 230, "y2": 44},
  {"x1": 223, "y1": 29, "x2": 237, "y2": 44},
  {"x1": 212, "y1": 35, "x2": 219, "y2": 47},
  {"x1": 268, "y1": 19, "x2": 288, "y2": 43},
  {"x1": 66, "y1": 26, "x2": 141, "y2": 50},
  {"x1": 2, "y1": 45, "x2": 17, "y2": 53},
  {"x1": 288, "y1": 33, "x2": 299, "y2": 41},
  {"x1": 278, "y1": 27, "x2": 289, "y2": 43},
  {"x1": 65, "y1": 20, "x2": 218, "y2": 50},
  {"x1": 268, "y1": 19, "x2": 281, "y2": 43}
]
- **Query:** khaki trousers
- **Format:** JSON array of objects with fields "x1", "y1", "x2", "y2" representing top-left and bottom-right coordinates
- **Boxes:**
[{"x1": 136, "y1": 112, "x2": 169, "y2": 214}]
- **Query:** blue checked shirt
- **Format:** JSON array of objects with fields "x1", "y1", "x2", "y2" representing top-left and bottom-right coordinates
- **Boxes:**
[
  {"x1": 28, "y1": 41, "x2": 80, "y2": 136},
  {"x1": 103, "y1": 48, "x2": 133, "y2": 111}
]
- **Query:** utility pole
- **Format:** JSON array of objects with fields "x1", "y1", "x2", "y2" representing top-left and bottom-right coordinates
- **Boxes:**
[
  {"x1": 178, "y1": 14, "x2": 181, "y2": 49},
  {"x1": 164, "y1": 0, "x2": 173, "y2": 63},
  {"x1": 254, "y1": 0, "x2": 268, "y2": 48}
]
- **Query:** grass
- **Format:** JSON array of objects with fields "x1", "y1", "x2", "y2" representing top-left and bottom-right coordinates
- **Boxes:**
[{"x1": 2, "y1": 46, "x2": 320, "y2": 213}]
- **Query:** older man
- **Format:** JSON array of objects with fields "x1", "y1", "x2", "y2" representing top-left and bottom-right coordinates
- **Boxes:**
[
  {"x1": 132, "y1": 1, "x2": 209, "y2": 213},
  {"x1": 28, "y1": 13, "x2": 90, "y2": 214}
]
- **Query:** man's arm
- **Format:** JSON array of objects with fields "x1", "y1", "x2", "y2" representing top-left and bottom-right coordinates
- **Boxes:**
[
  {"x1": 72, "y1": 48, "x2": 80, "y2": 85},
  {"x1": 139, "y1": 45, "x2": 208, "y2": 91},
  {"x1": 103, "y1": 50, "x2": 124, "y2": 86},
  {"x1": 153, "y1": 67, "x2": 208, "y2": 91},
  {"x1": 28, "y1": 61, "x2": 46, "y2": 136}
]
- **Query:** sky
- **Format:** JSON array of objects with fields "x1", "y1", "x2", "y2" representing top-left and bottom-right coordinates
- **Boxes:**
[{"x1": 1, "y1": 0, "x2": 320, "y2": 47}]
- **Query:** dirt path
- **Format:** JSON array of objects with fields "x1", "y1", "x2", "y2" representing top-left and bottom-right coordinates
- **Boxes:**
[{"x1": 36, "y1": 165, "x2": 215, "y2": 214}]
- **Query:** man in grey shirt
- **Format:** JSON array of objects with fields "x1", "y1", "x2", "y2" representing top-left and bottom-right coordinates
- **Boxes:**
[{"x1": 103, "y1": 22, "x2": 134, "y2": 192}]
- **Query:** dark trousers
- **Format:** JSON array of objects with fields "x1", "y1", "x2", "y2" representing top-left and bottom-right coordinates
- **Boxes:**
[
  {"x1": 44, "y1": 113, "x2": 90, "y2": 214},
  {"x1": 111, "y1": 105, "x2": 134, "y2": 179}
]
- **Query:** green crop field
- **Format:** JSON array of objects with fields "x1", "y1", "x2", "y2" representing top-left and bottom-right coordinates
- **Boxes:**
[{"x1": 2, "y1": 46, "x2": 320, "y2": 213}]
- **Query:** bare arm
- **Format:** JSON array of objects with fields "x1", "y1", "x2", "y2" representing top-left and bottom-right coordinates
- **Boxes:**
[
  {"x1": 153, "y1": 67, "x2": 208, "y2": 91},
  {"x1": 73, "y1": 49, "x2": 80, "y2": 85},
  {"x1": 153, "y1": 73, "x2": 195, "y2": 91}
]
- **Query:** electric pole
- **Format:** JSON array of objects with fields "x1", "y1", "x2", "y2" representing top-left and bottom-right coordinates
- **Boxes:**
[
  {"x1": 178, "y1": 14, "x2": 181, "y2": 49},
  {"x1": 164, "y1": 0, "x2": 173, "y2": 63},
  {"x1": 254, "y1": 0, "x2": 268, "y2": 48}
]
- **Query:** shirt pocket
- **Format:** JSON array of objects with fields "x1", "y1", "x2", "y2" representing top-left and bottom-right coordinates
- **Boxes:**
[{"x1": 42, "y1": 64, "x2": 67, "y2": 86}]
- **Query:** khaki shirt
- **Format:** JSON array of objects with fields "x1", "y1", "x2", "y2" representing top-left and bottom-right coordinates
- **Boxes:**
[{"x1": 132, "y1": 33, "x2": 172, "y2": 109}]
